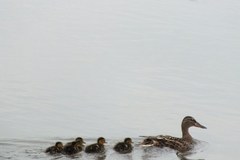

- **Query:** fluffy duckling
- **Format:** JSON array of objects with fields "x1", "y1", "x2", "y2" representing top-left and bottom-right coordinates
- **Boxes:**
[
  {"x1": 63, "y1": 140, "x2": 85, "y2": 155},
  {"x1": 45, "y1": 141, "x2": 63, "y2": 154},
  {"x1": 64, "y1": 137, "x2": 85, "y2": 148},
  {"x1": 114, "y1": 138, "x2": 133, "y2": 154},
  {"x1": 85, "y1": 137, "x2": 106, "y2": 153}
]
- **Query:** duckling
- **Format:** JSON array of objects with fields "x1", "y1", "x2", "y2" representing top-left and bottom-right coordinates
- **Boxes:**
[
  {"x1": 63, "y1": 140, "x2": 85, "y2": 155},
  {"x1": 114, "y1": 138, "x2": 133, "y2": 154},
  {"x1": 85, "y1": 137, "x2": 106, "y2": 153},
  {"x1": 64, "y1": 137, "x2": 85, "y2": 148},
  {"x1": 141, "y1": 116, "x2": 207, "y2": 152},
  {"x1": 45, "y1": 141, "x2": 63, "y2": 154}
]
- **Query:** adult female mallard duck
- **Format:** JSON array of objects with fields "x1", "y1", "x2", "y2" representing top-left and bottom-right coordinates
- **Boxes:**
[
  {"x1": 45, "y1": 141, "x2": 63, "y2": 154},
  {"x1": 85, "y1": 137, "x2": 106, "y2": 153},
  {"x1": 141, "y1": 116, "x2": 207, "y2": 152},
  {"x1": 114, "y1": 137, "x2": 133, "y2": 154}
]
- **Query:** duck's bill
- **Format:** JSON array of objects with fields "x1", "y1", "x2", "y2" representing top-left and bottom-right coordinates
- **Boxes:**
[{"x1": 195, "y1": 122, "x2": 207, "y2": 129}]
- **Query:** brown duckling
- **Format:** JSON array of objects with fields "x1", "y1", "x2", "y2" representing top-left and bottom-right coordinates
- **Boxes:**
[
  {"x1": 45, "y1": 141, "x2": 63, "y2": 154},
  {"x1": 85, "y1": 137, "x2": 106, "y2": 153},
  {"x1": 64, "y1": 137, "x2": 85, "y2": 148},
  {"x1": 63, "y1": 140, "x2": 85, "y2": 155},
  {"x1": 141, "y1": 116, "x2": 207, "y2": 152},
  {"x1": 114, "y1": 138, "x2": 133, "y2": 154}
]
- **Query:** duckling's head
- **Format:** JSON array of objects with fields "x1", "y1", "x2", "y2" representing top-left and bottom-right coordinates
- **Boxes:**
[
  {"x1": 97, "y1": 137, "x2": 106, "y2": 145},
  {"x1": 55, "y1": 142, "x2": 63, "y2": 148},
  {"x1": 124, "y1": 138, "x2": 133, "y2": 144},
  {"x1": 75, "y1": 137, "x2": 86, "y2": 144},
  {"x1": 182, "y1": 116, "x2": 207, "y2": 129}
]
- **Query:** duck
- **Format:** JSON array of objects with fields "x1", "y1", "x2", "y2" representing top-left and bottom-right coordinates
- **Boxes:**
[
  {"x1": 141, "y1": 116, "x2": 207, "y2": 152},
  {"x1": 63, "y1": 137, "x2": 85, "y2": 155},
  {"x1": 114, "y1": 137, "x2": 133, "y2": 154},
  {"x1": 45, "y1": 141, "x2": 63, "y2": 154},
  {"x1": 85, "y1": 137, "x2": 106, "y2": 153},
  {"x1": 64, "y1": 137, "x2": 85, "y2": 148},
  {"x1": 63, "y1": 141, "x2": 85, "y2": 155}
]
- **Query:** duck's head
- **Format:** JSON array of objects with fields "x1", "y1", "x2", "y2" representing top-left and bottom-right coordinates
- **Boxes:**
[
  {"x1": 97, "y1": 137, "x2": 106, "y2": 145},
  {"x1": 182, "y1": 116, "x2": 207, "y2": 129},
  {"x1": 55, "y1": 142, "x2": 63, "y2": 148},
  {"x1": 75, "y1": 137, "x2": 86, "y2": 144},
  {"x1": 124, "y1": 138, "x2": 133, "y2": 144}
]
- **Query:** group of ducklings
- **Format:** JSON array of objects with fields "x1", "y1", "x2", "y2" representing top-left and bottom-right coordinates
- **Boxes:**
[{"x1": 45, "y1": 137, "x2": 133, "y2": 155}]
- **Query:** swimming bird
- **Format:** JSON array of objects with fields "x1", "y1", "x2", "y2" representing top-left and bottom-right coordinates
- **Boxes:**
[
  {"x1": 85, "y1": 137, "x2": 106, "y2": 153},
  {"x1": 45, "y1": 141, "x2": 63, "y2": 154},
  {"x1": 63, "y1": 140, "x2": 85, "y2": 155},
  {"x1": 64, "y1": 137, "x2": 85, "y2": 148},
  {"x1": 114, "y1": 137, "x2": 133, "y2": 154},
  {"x1": 63, "y1": 137, "x2": 85, "y2": 155},
  {"x1": 141, "y1": 116, "x2": 207, "y2": 152}
]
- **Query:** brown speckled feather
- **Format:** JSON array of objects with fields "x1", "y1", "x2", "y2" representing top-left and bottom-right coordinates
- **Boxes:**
[
  {"x1": 158, "y1": 135, "x2": 192, "y2": 152},
  {"x1": 142, "y1": 135, "x2": 192, "y2": 152}
]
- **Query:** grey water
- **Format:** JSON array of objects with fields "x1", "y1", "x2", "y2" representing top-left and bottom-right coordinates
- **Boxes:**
[{"x1": 0, "y1": 0, "x2": 240, "y2": 159}]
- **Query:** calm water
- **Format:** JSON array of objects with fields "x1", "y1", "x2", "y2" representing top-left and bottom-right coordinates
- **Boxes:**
[{"x1": 0, "y1": 0, "x2": 240, "y2": 159}]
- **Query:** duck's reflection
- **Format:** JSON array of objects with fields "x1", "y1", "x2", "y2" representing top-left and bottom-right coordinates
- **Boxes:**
[
  {"x1": 141, "y1": 146, "x2": 205, "y2": 160},
  {"x1": 118, "y1": 154, "x2": 133, "y2": 160},
  {"x1": 95, "y1": 154, "x2": 106, "y2": 160},
  {"x1": 85, "y1": 153, "x2": 106, "y2": 160},
  {"x1": 63, "y1": 153, "x2": 83, "y2": 159},
  {"x1": 176, "y1": 151, "x2": 205, "y2": 160},
  {"x1": 141, "y1": 146, "x2": 163, "y2": 160}
]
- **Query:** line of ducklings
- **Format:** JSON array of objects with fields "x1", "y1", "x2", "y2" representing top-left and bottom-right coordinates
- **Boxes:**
[
  {"x1": 46, "y1": 116, "x2": 207, "y2": 156},
  {"x1": 45, "y1": 137, "x2": 133, "y2": 155}
]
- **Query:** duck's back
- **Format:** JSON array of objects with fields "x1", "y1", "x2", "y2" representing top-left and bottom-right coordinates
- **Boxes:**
[
  {"x1": 143, "y1": 135, "x2": 192, "y2": 152},
  {"x1": 45, "y1": 146, "x2": 62, "y2": 154},
  {"x1": 160, "y1": 135, "x2": 192, "y2": 152},
  {"x1": 85, "y1": 143, "x2": 104, "y2": 153},
  {"x1": 63, "y1": 142, "x2": 84, "y2": 155},
  {"x1": 114, "y1": 142, "x2": 133, "y2": 154},
  {"x1": 45, "y1": 146, "x2": 54, "y2": 153}
]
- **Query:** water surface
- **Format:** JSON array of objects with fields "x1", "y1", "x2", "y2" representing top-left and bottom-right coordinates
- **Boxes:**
[{"x1": 0, "y1": 0, "x2": 240, "y2": 159}]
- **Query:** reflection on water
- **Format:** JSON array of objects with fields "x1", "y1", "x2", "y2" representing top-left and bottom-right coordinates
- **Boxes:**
[
  {"x1": 177, "y1": 152, "x2": 205, "y2": 160},
  {"x1": 85, "y1": 153, "x2": 107, "y2": 160}
]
